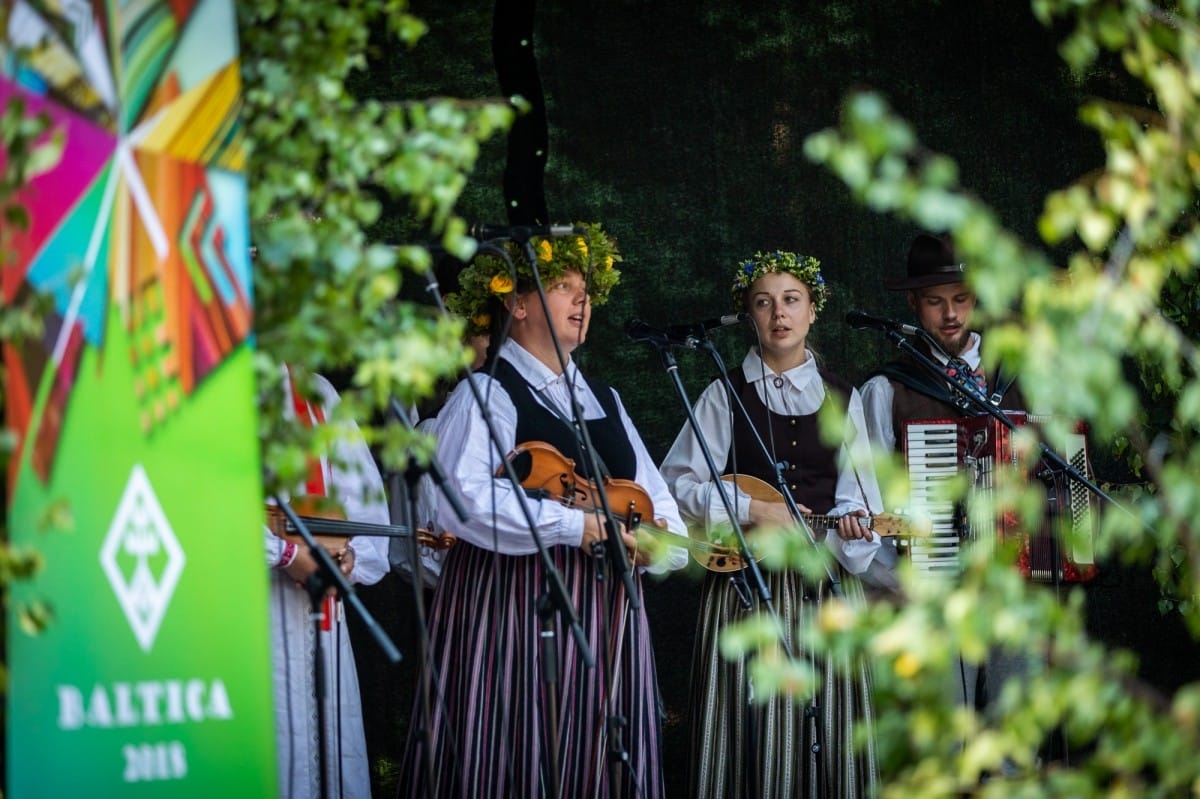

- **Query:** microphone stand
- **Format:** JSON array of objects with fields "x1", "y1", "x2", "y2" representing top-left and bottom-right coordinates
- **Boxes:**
[
  {"x1": 513, "y1": 236, "x2": 640, "y2": 608},
  {"x1": 635, "y1": 333, "x2": 769, "y2": 799},
  {"x1": 637, "y1": 332, "x2": 774, "y2": 607},
  {"x1": 386, "y1": 398, "x2": 469, "y2": 526},
  {"x1": 418, "y1": 256, "x2": 592, "y2": 799},
  {"x1": 513, "y1": 234, "x2": 637, "y2": 794},
  {"x1": 692, "y1": 337, "x2": 845, "y2": 598},
  {"x1": 383, "y1": 399, "x2": 467, "y2": 799},
  {"x1": 270, "y1": 493, "x2": 401, "y2": 799}
]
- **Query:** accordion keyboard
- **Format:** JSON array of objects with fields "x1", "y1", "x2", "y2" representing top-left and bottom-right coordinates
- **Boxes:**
[
  {"x1": 903, "y1": 421, "x2": 964, "y2": 578},
  {"x1": 903, "y1": 414, "x2": 1098, "y2": 583}
]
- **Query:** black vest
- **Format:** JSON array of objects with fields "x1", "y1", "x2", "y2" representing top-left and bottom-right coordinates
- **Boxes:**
[
  {"x1": 488, "y1": 358, "x2": 637, "y2": 481},
  {"x1": 725, "y1": 367, "x2": 851, "y2": 512}
]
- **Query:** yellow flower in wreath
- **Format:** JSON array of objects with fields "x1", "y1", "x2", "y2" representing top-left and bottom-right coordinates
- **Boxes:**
[
  {"x1": 447, "y1": 221, "x2": 622, "y2": 338},
  {"x1": 489, "y1": 274, "x2": 514, "y2": 295}
]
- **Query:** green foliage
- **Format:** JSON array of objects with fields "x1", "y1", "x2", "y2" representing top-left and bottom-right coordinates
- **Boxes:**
[
  {"x1": 0, "y1": 0, "x2": 509, "y2": 693},
  {"x1": 0, "y1": 95, "x2": 64, "y2": 666},
  {"x1": 722, "y1": 0, "x2": 1200, "y2": 793},
  {"x1": 237, "y1": 0, "x2": 514, "y2": 486},
  {"x1": 0, "y1": 97, "x2": 59, "y2": 348}
]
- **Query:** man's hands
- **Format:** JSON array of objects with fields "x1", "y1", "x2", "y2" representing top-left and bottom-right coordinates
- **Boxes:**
[{"x1": 751, "y1": 498, "x2": 875, "y2": 543}]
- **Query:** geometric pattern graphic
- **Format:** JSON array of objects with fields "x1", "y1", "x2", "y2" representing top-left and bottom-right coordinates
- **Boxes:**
[
  {"x1": 1, "y1": 0, "x2": 252, "y2": 484},
  {"x1": 99, "y1": 464, "x2": 185, "y2": 652},
  {"x1": 3, "y1": 4, "x2": 279, "y2": 795}
]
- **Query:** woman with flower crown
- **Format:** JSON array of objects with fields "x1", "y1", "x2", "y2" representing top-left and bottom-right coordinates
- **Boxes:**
[
  {"x1": 660, "y1": 251, "x2": 890, "y2": 798},
  {"x1": 396, "y1": 223, "x2": 689, "y2": 798}
]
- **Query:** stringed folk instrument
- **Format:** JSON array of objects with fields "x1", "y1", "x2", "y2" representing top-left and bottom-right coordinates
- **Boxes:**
[
  {"x1": 685, "y1": 473, "x2": 920, "y2": 573},
  {"x1": 503, "y1": 440, "x2": 655, "y2": 527},
  {"x1": 501, "y1": 440, "x2": 913, "y2": 573},
  {"x1": 503, "y1": 440, "x2": 701, "y2": 564},
  {"x1": 264, "y1": 495, "x2": 456, "y2": 555}
]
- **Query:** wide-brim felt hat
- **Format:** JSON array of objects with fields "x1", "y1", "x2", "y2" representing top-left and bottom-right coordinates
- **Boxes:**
[{"x1": 884, "y1": 233, "x2": 967, "y2": 290}]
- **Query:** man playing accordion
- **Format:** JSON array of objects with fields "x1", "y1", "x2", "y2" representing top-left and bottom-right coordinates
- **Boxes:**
[{"x1": 856, "y1": 233, "x2": 1097, "y2": 720}]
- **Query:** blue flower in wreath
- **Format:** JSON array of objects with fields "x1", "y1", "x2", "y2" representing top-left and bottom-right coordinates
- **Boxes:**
[{"x1": 729, "y1": 250, "x2": 828, "y2": 313}]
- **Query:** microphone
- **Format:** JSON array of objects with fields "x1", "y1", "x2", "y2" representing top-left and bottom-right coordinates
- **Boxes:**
[
  {"x1": 625, "y1": 319, "x2": 671, "y2": 346},
  {"x1": 677, "y1": 313, "x2": 749, "y2": 334},
  {"x1": 469, "y1": 223, "x2": 584, "y2": 241},
  {"x1": 844, "y1": 310, "x2": 920, "y2": 336},
  {"x1": 626, "y1": 313, "x2": 748, "y2": 348}
]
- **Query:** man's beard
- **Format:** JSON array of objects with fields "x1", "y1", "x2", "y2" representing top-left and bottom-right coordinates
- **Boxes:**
[{"x1": 933, "y1": 327, "x2": 972, "y2": 356}]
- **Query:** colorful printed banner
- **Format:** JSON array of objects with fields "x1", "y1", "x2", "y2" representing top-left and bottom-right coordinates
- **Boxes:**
[{"x1": 2, "y1": 1, "x2": 276, "y2": 795}]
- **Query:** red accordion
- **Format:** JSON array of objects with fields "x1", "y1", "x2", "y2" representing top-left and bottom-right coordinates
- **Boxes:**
[{"x1": 902, "y1": 412, "x2": 1098, "y2": 583}]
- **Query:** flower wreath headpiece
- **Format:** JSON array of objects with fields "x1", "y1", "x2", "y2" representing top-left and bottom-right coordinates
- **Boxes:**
[
  {"x1": 729, "y1": 250, "x2": 828, "y2": 313},
  {"x1": 447, "y1": 221, "x2": 622, "y2": 336}
]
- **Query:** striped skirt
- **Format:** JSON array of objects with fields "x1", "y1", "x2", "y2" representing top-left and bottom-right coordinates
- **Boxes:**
[
  {"x1": 398, "y1": 541, "x2": 666, "y2": 798},
  {"x1": 688, "y1": 567, "x2": 879, "y2": 799}
]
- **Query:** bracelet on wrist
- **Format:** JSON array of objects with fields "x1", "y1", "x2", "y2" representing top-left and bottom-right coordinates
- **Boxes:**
[{"x1": 277, "y1": 541, "x2": 298, "y2": 569}]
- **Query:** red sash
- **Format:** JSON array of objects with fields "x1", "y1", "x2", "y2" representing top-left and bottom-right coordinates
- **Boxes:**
[{"x1": 288, "y1": 370, "x2": 336, "y2": 630}]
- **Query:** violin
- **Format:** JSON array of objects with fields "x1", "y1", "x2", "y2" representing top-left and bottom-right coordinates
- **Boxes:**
[
  {"x1": 265, "y1": 494, "x2": 456, "y2": 554},
  {"x1": 500, "y1": 440, "x2": 655, "y2": 530}
]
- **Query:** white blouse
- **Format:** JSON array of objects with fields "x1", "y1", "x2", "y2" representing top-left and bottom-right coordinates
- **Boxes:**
[
  {"x1": 659, "y1": 347, "x2": 888, "y2": 575},
  {"x1": 433, "y1": 339, "x2": 688, "y2": 573},
  {"x1": 859, "y1": 331, "x2": 984, "y2": 451}
]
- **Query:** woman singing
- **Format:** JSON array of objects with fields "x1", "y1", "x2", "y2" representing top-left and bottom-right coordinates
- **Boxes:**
[
  {"x1": 661, "y1": 250, "x2": 891, "y2": 798},
  {"x1": 398, "y1": 223, "x2": 688, "y2": 798}
]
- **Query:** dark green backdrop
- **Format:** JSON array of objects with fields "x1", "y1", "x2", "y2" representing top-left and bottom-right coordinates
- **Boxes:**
[
  {"x1": 371, "y1": 0, "x2": 1104, "y2": 457},
  {"x1": 351, "y1": 2, "x2": 1199, "y2": 795}
]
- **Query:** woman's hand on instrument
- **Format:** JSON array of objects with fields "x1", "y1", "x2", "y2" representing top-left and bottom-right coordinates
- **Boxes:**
[
  {"x1": 835, "y1": 509, "x2": 873, "y2": 542},
  {"x1": 632, "y1": 518, "x2": 672, "y2": 568},
  {"x1": 283, "y1": 545, "x2": 319, "y2": 585},
  {"x1": 581, "y1": 512, "x2": 639, "y2": 562},
  {"x1": 749, "y1": 498, "x2": 808, "y2": 530},
  {"x1": 334, "y1": 543, "x2": 356, "y2": 577},
  {"x1": 283, "y1": 543, "x2": 355, "y2": 588}
]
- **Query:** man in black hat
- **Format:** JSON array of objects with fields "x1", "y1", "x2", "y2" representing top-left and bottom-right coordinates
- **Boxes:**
[
  {"x1": 859, "y1": 232, "x2": 1024, "y2": 450},
  {"x1": 855, "y1": 232, "x2": 1029, "y2": 722}
]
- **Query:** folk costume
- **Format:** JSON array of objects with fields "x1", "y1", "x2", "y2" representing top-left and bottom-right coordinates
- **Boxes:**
[
  {"x1": 397, "y1": 338, "x2": 688, "y2": 798},
  {"x1": 858, "y1": 233, "x2": 1032, "y2": 723},
  {"x1": 859, "y1": 331, "x2": 1025, "y2": 452},
  {"x1": 264, "y1": 369, "x2": 390, "y2": 799},
  {"x1": 660, "y1": 347, "x2": 883, "y2": 799}
]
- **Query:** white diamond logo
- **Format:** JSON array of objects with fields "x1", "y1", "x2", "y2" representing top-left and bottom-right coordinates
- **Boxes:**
[{"x1": 100, "y1": 464, "x2": 185, "y2": 652}]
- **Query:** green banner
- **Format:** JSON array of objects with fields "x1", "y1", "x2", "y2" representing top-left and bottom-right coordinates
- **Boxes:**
[
  {"x1": 2, "y1": 0, "x2": 277, "y2": 795},
  {"x1": 8, "y1": 332, "x2": 276, "y2": 797}
]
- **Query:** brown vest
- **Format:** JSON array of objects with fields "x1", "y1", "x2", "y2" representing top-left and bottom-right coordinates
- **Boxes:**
[
  {"x1": 726, "y1": 367, "x2": 852, "y2": 511},
  {"x1": 885, "y1": 341, "x2": 1026, "y2": 452}
]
